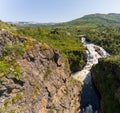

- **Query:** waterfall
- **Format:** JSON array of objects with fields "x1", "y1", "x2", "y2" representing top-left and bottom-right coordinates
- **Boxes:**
[{"x1": 72, "y1": 37, "x2": 110, "y2": 113}]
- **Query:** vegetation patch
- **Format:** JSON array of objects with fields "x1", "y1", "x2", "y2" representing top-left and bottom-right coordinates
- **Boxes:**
[
  {"x1": 2, "y1": 44, "x2": 25, "y2": 57},
  {"x1": 0, "y1": 58, "x2": 23, "y2": 80},
  {"x1": 16, "y1": 27, "x2": 86, "y2": 72},
  {"x1": 71, "y1": 79, "x2": 77, "y2": 85},
  {"x1": 12, "y1": 93, "x2": 23, "y2": 104},
  {"x1": 92, "y1": 58, "x2": 120, "y2": 113},
  {"x1": 44, "y1": 68, "x2": 52, "y2": 80}
]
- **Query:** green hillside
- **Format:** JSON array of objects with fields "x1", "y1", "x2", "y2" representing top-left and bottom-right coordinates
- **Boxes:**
[
  {"x1": 9, "y1": 13, "x2": 120, "y2": 28},
  {"x1": 56, "y1": 13, "x2": 120, "y2": 27}
]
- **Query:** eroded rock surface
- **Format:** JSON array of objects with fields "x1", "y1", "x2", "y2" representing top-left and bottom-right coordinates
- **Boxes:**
[{"x1": 0, "y1": 30, "x2": 81, "y2": 113}]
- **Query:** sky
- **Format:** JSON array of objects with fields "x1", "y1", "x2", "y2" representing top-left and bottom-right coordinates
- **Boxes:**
[{"x1": 0, "y1": 0, "x2": 120, "y2": 22}]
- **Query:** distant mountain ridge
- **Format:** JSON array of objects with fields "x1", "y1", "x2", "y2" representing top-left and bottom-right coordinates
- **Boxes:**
[
  {"x1": 8, "y1": 21, "x2": 56, "y2": 26},
  {"x1": 7, "y1": 13, "x2": 120, "y2": 27}
]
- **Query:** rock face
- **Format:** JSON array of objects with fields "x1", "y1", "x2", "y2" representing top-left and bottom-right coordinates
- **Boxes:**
[
  {"x1": 0, "y1": 30, "x2": 81, "y2": 113},
  {"x1": 91, "y1": 59, "x2": 120, "y2": 113}
]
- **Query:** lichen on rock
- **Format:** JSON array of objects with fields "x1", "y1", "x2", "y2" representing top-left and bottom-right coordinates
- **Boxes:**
[{"x1": 0, "y1": 30, "x2": 82, "y2": 113}]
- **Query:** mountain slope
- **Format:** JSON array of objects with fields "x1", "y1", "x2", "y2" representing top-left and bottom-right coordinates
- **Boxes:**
[
  {"x1": 8, "y1": 13, "x2": 120, "y2": 27},
  {"x1": 57, "y1": 13, "x2": 120, "y2": 27}
]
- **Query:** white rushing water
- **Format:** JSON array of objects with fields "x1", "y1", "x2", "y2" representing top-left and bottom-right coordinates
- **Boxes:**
[
  {"x1": 72, "y1": 37, "x2": 110, "y2": 113},
  {"x1": 72, "y1": 37, "x2": 110, "y2": 84}
]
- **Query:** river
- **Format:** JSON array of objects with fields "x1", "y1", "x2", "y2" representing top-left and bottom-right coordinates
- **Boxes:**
[{"x1": 72, "y1": 37, "x2": 110, "y2": 113}]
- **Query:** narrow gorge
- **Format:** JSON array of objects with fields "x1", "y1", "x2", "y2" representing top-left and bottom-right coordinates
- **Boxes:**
[
  {"x1": 72, "y1": 37, "x2": 110, "y2": 113},
  {"x1": 0, "y1": 18, "x2": 120, "y2": 113}
]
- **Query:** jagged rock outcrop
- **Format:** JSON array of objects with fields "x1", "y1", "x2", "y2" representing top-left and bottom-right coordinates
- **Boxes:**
[{"x1": 0, "y1": 30, "x2": 81, "y2": 113}]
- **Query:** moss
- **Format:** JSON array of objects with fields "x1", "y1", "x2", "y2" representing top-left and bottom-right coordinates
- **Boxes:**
[
  {"x1": 23, "y1": 39, "x2": 37, "y2": 50},
  {"x1": 63, "y1": 54, "x2": 70, "y2": 73},
  {"x1": 48, "y1": 108, "x2": 60, "y2": 113},
  {"x1": 64, "y1": 87, "x2": 69, "y2": 95},
  {"x1": 4, "y1": 98, "x2": 11, "y2": 109},
  {"x1": 71, "y1": 79, "x2": 77, "y2": 85},
  {"x1": 30, "y1": 83, "x2": 41, "y2": 99},
  {"x1": 10, "y1": 110, "x2": 18, "y2": 113},
  {"x1": 48, "y1": 110, "x2": 54, "y2": 113},
  {"x1": 44, "y1": 68, "x2": 52, "y2": 80},
  {"x1": 2, "y1": 93, "x2": 23, "y2": 111},
  {"x1": 33, "y1": 83, "x2": 41, "y2": 95},
  {"x1": 12, "y1": 93, "x2": 23, "y2": 104},
  {"x1": 39, "y1": 43, "x2": 50, "y2": 50},
  {"x1": 0, "y1": 79, "x2": 4, "y2": 84}
]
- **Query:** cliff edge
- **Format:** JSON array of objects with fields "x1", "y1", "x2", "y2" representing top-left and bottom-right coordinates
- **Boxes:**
[
  {"x1": 0, "y1": 30, "x2": 81, "y2": 113},
  {"x1": 92, "y1": 57, "x2": 120, "y2": 113}
]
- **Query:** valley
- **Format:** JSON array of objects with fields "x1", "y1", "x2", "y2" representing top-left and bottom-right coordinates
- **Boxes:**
[{"x1": 0, "y1": 13, "x2": 120, "y2": 113}]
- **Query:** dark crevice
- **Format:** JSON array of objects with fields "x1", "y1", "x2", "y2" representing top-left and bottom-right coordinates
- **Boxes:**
[
  {"x1": 0, "y1": 89, "x2": 6, "y2": 96},
  {"x1": 29, "y1": 57, "x2": 35, "y2": 62},
  {"x1": 53, "y1": 50, "x2": 62, "y2": 67},
  {"x1": 62, "y1": 78, "x2": 66, "y2": 83},
  {"x1": 45, "y1": 87, "x2": 51, "y2": 98},
  {"x1": 11, "y1": 78, "x2": 25, "y2": 86},
  {"x1": 5, "y1": 76, "x2": 25, "y2": 86}
]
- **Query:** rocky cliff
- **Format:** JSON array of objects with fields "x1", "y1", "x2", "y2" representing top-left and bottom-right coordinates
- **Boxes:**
[
  {"x1": 0, "y1": 30, "x2": 82, "y2": 113},
  {"x1": 91, "y1": 57, "x2": 120, "y2": 113}
]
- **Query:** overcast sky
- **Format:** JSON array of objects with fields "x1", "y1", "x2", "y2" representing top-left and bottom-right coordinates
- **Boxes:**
[{"x1": 0, "y1": 0, "x2": 120, "y2": 22}]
